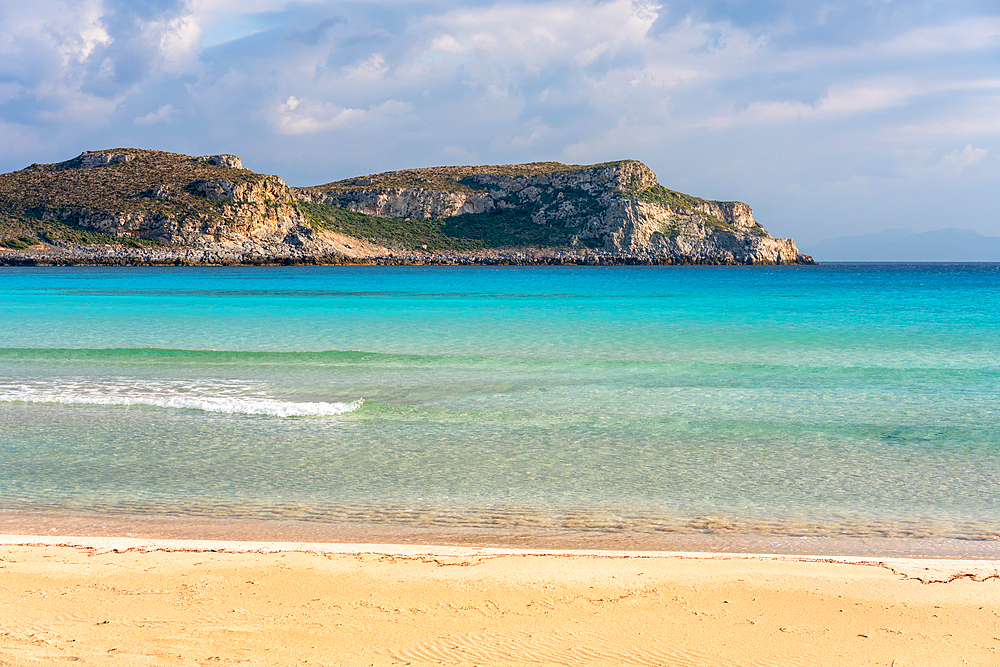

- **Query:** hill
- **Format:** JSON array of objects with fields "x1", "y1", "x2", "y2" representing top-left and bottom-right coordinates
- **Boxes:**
[{"x1": 0, "y1": 150, "x2": 812, "y2": 265}]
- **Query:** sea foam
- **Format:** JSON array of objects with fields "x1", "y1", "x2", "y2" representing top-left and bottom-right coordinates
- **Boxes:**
[{"x1": 0, "y1": 380, "x2": 363, "y2": 417}]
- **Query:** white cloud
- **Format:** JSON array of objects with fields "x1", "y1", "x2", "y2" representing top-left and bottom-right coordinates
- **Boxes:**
[
  {"x1": 409, "y1": 0, "x2": 656, "y2": 73},
  {"x1": 342, "y1": 54, "x2": 387, "y2": 82},
  {"x1": 272, "y1": 96, "x2": 410, "y2": 135},
  {"x1": 703, "y1": 77, "x2": 1000, "y2": 130},
  {"x1": 157, "y1": 14, "x2": 203, "y2": 74},
  {"x1": 706, "y1": 100, "x2": 812, "y2": 127},
  {"x1": 730, "y1": 16, "x2": 1000, "y2": 80},
  {"x1": 881, "y1": 17, "x2": 1000, "y2": 55},
  {"x1": 817, "y1": 81, "x2": 915, "y2": 114},
  {"x1": 429, "y1": 34, "x2": 463, "y2": 55},
  {"x1": 939, "y1": 144, "x2": 989, "y2": 173},
  {"x1": 274, "y1": 96, "x2": 363, "y2": 135},
  {"x1": 3, "y1": 0, "x2": 1000, "y2": 241},
  {"x1": 134, "y1": 103, "x2": 179, "y2": 125},
  {"x1": 0, "y1": 0, "x2": 201, "y2": 129}
]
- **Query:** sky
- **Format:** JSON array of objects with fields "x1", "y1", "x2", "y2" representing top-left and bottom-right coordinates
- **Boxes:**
[{"x1": 1, "y1": 0, "x2": 998, "y2": 246}]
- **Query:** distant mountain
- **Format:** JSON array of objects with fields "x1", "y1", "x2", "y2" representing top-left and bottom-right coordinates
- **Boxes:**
[{"x1": 804, "y1": 228, "x2": 1000, "y2": 262}]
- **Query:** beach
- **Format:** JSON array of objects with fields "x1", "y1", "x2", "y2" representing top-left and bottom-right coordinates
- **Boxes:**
[
  {"x1": 6, "y1": 0, "x2": 1000, "y2": 661},
  {"x1": 0, "y1": 536, "x2": 997, "y2": 666},
  {"x1": 2, "y1": 265, "x2": 999, "y2": 664}
]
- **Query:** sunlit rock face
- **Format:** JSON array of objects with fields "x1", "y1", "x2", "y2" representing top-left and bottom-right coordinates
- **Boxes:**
[
  {"x1": 0, "y1": 151, "x2": 812, "y2": 265},
  {"x1": 295, "y1": 159, "x2": 811, "y2": 265}
]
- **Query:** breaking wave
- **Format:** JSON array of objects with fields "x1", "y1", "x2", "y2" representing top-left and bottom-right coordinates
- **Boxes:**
[{"x1": 0, "y1": 380, "x2": 363, "y2": 417}]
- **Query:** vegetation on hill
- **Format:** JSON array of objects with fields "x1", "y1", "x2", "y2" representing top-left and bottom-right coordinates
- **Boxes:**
[
  {"x1": 0, "y1": 214, "x2": 160, "y2": 248},
  {"x1": 297, "y1": 201, "x2": 585, "y2": 250},
  {"x1": 621, "y1": 185, "x2": 770, "y2": 237},
  {"x1": 296, "y1": 161, "x2": 650, "y2": 250},
  {"x1": 299, "y1": 160, "x2": 639, "y2": 195},
  {"x1": 631, "y1": 184, "x2": 709, "y2": 210},
  {"x1": 0, "y1": 149, "x2": 259, "y2": 246},
  {"x1": 0, "y1": 150, "x2": 771, "y2": 254}
]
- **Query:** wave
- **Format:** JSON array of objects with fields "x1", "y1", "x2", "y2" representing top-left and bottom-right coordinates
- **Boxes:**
[
  {"x1": 0, "y1": 347, "x2": 431, "y2": 364},
  {"x1": 0, "y1": 382, "x2": 363, "y2": 417}
]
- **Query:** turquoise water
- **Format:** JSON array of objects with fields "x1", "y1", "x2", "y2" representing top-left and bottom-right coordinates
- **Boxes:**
[{"x1": 0, "y1": 265, "x2": 998, "y2": 554}]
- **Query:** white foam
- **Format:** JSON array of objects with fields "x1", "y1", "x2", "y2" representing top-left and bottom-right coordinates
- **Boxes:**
[{"x1": 0, "y1": 381, "x2": 363, "y2": 417}]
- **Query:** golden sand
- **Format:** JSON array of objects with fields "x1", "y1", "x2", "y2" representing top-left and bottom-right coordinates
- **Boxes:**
[{"x1": 0, "y1": 537, "x2": 997, "y2": 666}]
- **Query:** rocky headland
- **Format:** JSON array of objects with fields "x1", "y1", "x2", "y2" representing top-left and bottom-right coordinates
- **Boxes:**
[{"x1": 0, "y1": 149, "x2": 813, "y2": 266}]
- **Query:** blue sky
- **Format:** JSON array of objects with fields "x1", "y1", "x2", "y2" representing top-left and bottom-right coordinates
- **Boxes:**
[{"x1": 1, "y1": 0, "x2": 997, "y2": 245}]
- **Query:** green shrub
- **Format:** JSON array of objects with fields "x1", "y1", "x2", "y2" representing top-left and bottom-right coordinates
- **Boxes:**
[
  {"x1": 1, "y1": 236, "x2": 39, "y2": 249},
  {"x1": 0, "y1": 216, "x2": 164, "y2": 247},
  {"x1": 297, "y1": 201, "x2": 577, "y2": 250}
]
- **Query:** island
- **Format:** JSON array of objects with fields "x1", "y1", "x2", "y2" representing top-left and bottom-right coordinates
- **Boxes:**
[{"x1": 0, "y1": 149, "x2": 813, "y2": 266}]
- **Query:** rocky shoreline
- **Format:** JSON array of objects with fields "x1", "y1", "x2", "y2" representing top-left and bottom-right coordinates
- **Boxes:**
[{"x1": 0, "y1": 243, "x2": 814, "y2": 266}]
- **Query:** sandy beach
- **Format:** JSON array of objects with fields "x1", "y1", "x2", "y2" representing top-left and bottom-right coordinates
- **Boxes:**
[{"x1": 0, "y1": 536, "x2": 997, "y2": 666}]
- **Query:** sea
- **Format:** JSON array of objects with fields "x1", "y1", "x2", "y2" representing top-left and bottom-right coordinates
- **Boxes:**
[{"x1": 0, "y1": 264, "x2": 997, "y2": 557}]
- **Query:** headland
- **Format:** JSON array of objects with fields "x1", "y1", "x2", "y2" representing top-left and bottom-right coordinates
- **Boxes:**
[{"x1": 0, "y1": 149, "x2": 814, "y2": 266}]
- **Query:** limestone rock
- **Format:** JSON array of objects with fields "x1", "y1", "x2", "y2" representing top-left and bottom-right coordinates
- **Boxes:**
[
  {"x1": 199, "y1": 155, "x2": 243, "y2": 169},
  {"x1": 293, "y1": 159, "x2": 811, "y2": 265},
  {"x1": 0, "y1": 150, "x2": 814, "y2": 266},
  {"x1": 0, "y1": 148, "x2": 317, "y2": 252},
  {"x1": 79, "y1": 151, "x2": 135, "y2": 168}
]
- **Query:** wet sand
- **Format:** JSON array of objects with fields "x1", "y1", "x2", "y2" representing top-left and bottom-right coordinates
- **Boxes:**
[
  {"x1": 0, "y1": 535, "x2": 997, "y2": 666},
  {"x1": 3, "y1": 511, "x2": 998, "y2": 559}
]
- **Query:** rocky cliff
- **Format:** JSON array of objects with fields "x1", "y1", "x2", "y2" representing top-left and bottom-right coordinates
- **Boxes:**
[
  {"x1": 0, "y1": 150, "x2": 813, "y2": 265},
  {"x1": 0, "y1": 149, "x2": 335, "y2": 254},
  {"x1": 294, "y1": 160, "x2": 810, "y2": 264}
]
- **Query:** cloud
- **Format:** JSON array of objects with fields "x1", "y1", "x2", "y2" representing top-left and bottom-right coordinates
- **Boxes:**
[
  {"x1": 704, "y1": 77, "x2": 1000, "y2": 129},
  {"x1": 134, "y1": 103, "x2": 179, "y2": 125},
  {"x1": 938, "y1": 144, "x2": 989, "y2": 173},
  {"x1": 342, "y1": 53, "x2": 387, "y2": 82},
  {"x1": 272, "y1": 96, "x2": 410, "y2": 135},
  {"x1": 880, "y1": 16, "x2": 1000, "y2": 55},
  {"x1": 273, "y1": 96, "x2": 364, "y2": 135},
  {"x1": 1, "y1": 0, "x2": 1000, "y2": 242},
  {"x1": 0, "y1": 0, "x2": 200, "y2": 129},
  {"x1": 818, "y1": 81, "x2": 915, "y2": 114},
  {"x1": 894, "y1": 94, "x2": 1000, "y2": 140}
]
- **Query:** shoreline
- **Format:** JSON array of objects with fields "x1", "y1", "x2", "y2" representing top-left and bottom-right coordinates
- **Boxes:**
[
  {"x1": 0, "y1": 242, "x2": 817, "y2": 266},
  {"x1": 2, "y1": 533, "x2": 999, "y2": 583},
  {"x1": 3, "y1": 510, "x2": 1000, "y2": 561}
]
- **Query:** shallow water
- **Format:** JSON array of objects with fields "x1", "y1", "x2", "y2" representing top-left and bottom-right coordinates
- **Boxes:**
[{"x1": 1, "y1": 264, "x2": 998, "y2": 555}]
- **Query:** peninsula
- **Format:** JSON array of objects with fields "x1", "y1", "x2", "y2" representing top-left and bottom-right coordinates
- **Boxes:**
[{"x1": 0, "y1": 149, "x2": 813, "y2": 266}]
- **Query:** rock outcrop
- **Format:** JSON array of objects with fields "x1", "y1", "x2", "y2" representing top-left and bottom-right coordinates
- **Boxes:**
[
  {"x1": 294, "y1": 160, "x2": 811, "y2": 264},
  {"x1": 198, "y1": 154, "x2": 243, "y2": 169},
  {"x1": 0, "y1": 148, "x2": 325, "y2": 251},
  {"x1": 0, "y1": 150, "x2": 813, "y2": 266}
]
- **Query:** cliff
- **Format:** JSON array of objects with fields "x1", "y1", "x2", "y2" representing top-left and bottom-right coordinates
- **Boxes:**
[
  {"x1": 0, "y1": 150, "x2": 813, "y2": 266},
  {"x1": 0, "y1": 149, "x2": 331, "y2": 254},
  {"x1": 293, "y1": 159, "x2": 808, "y2": 264}
]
